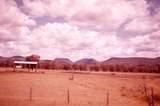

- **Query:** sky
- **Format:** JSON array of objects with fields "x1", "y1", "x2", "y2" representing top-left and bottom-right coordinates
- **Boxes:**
[{"x1": 0, "y1": 0, "x2": 160, "y2": 61}]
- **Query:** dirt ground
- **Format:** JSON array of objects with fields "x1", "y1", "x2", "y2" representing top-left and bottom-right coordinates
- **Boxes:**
[{"x1": 0, "y1": 68, "x2": 160, "y2": 106}]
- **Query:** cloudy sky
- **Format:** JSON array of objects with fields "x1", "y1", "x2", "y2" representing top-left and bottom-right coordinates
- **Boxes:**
[{"x1": 0, "y1": 0, "x2": 160, "y2": 61}]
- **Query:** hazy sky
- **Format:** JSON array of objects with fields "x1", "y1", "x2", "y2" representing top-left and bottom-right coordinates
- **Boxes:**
[{"x1": 0, "y1": 0, "x2": 160, "y2": 61}]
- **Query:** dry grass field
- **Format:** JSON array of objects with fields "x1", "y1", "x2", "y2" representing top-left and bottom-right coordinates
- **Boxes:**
[{"x1": 0, "y1": 68, "x2": 160, "y2": 106}]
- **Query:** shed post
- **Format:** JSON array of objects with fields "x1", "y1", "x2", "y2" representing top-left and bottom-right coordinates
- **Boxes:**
[{"x1": 13, "y1": 64, "x2": 16, "y2": 72}]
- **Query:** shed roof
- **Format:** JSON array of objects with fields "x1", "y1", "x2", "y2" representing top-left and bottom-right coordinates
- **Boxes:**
[{"x1": 14, "y1": 61, "x2": 38, "y2": 65}]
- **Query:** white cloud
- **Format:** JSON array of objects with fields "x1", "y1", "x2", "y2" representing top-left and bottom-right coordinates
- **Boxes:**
[
  {"x1": 22, "y1": 0, "x2": 148, "y2": 30},
  {"x1": 23, "y1": 22, "x2": 125, "y2": 60},
  {"x1": 128, "y1": 30, "x2": 160, "y2": 57},
  {"x1": 125, "y1": 17, "x2": 159, "y2": 33},
  {"x1": 0, "y1": 0, "x2": 36, "y2": 26}
]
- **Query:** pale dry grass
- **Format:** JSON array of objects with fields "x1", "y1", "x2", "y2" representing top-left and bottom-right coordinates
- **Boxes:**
[{"x1": 0, "y1": 68, "x2": 160, "y2": 106}]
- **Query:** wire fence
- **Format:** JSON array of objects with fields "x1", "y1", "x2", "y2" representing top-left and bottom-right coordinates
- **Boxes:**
[{"x1": 0, "y1": 86, "x2": 111, "y2": 106}]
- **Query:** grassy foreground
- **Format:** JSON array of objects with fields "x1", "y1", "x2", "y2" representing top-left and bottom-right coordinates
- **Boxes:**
[{"x1": 0, "y1": 68, "x2": 160, "y2": 106}]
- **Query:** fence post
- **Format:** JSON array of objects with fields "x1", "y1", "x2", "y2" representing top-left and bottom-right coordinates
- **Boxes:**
[
  {"x1": 144, "y1": 84, "x2": 149, "y2": 106},
  {"x1": 30, "y1": 87, "x2": 32, "y2": 103},
  {"x1": 106, "y1": 92, "x2": 109, "y2": 106},
  {"x1": 151, "y1": 87, "x2": 154, "y2": 106},
  {"x1": 67, "y1": 89, "x2": 70, "y2": 104}
]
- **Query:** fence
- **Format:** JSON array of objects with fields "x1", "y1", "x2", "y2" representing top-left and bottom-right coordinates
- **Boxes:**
[{"x1": 0, "y1": 86, "x2": 110, "y2": 106}]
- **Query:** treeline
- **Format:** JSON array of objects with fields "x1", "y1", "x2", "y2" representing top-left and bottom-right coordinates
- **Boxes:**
[
  {"x1": 0, "y1": 59, "x2": 14, "y2": 67},
  {"x1": 0, "y1": 60, "x2": 160, "y2": 73},
  {"x1": 39, "y1": 60, "x2": 160, "y2": 73}
]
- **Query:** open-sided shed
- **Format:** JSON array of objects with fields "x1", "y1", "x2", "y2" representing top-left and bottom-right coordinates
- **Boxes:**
[{"x1": 13, "y1": 61, "x2": 38, "y2": 72}]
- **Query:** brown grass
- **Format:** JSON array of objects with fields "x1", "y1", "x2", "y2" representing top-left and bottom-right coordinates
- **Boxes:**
[{"x1": 0, "y1": 68, "x2": 160, "y2": 106}]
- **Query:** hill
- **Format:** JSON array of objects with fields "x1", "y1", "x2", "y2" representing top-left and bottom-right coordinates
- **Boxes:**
[
  {"x1": 75, "y1": 58, "x2": 99, "y2": 65},
  {"x1": 102, "y1": 57, "x2": 159, "y2": 65},
  {"x1": 53, "y1": 58, "x2": 73, "y2": 64}
]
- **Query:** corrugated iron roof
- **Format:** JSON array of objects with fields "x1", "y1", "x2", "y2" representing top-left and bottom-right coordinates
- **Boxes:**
[{"x1": 14, "y1": 61, "x2": 38, "y2": 64}]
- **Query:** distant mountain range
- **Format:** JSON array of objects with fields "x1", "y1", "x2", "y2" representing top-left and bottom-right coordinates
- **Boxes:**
[
  {"x1": 75, "y1": 58, "x2": 99, "y2": 65},
  {"x1": 53, "y1": 58, "x2": 73, "y2": 64},
  {"x1": 0, "y1": 56, "x2": 26, "y2": 61},
  {"x1": 0, "y1": 56, "x2": 7, "y2": 61},
  {"x1": 10, "y1": 56, "x2": 26, "y2": 61},
  {"x1": 102, "y1": 57, "x2": 160, "y2": 65},
  {"x1": 0, "y1": 56, "x2": 160, "y2": 65}
]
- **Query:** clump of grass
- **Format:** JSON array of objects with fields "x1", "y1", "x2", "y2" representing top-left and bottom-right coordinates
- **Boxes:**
[
  {"x1": 111, "y1": 73, "x2": 116, "y2": 76},
  {"x1": 120, "y1": 84, "x2": 148, "y2": 100},
  {"x1": 120, "y1": 84, "x2": 160, "y2": 106},
  {"x1": 41, "y1": 71, "x2": 45, "y2": 74},
  {"x1": 120, "y1": 86, "x2": 126, "y2": 96},
  {"x1": 153, "y1": 94, "x2": 160, "y2": 102},
  {"x1": 69, "y1": 74, "x2": 74, "y2": 80}
]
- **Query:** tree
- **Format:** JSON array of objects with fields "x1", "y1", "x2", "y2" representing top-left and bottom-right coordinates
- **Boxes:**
[
  {"x1": 63, "y1": 64, "x2": 72, "y2": 70},
  {"x1": 26, "y1": 54, "x2": 40, "y2": 62},
  {"x1": 26, "y1": 54, "x2": 40, "y2": 70},
  {"x1": 39, "y1": 60, "x2": 55, "y2": 69},
  {"x1": 89, "y1": 64, "x2": 100, "y2": 71},
  {"x1": 100, "y1": 64, "x2": 109, "y2": 71}
]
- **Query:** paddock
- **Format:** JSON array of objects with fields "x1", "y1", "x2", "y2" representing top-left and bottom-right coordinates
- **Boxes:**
[{"x1": 0, "y1": 69, "x2": 160, "y2": 106}]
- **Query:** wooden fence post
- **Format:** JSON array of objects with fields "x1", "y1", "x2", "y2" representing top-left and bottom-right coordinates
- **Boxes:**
[
  {"x1": 30, "y1": 87, "x2": 32, "y2": 103},
  {"x1": 67, "y1": 89, "x2": 70, "y2": 104},
  {"x1": 144, "y1": 85, "x2": 149, "y2": 106},
  {"x1": 144, "y1": 85, "x2": 155, "y2": 106},
  {"x1": 151, "y1": 87, "x2": 154, "y2": 106},
  {"x1": 106, "y1": 92, "x2": 109, "y2": 106}
]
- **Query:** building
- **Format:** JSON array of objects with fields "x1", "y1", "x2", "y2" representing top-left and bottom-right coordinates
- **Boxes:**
[{"x1": 13, "y1": 61, "x2": 38, "y2": 72}]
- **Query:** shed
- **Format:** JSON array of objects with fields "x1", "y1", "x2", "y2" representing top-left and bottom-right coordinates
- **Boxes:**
[{"x1": 13, "y1": 61, "x2": 38, "y2": 72}]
